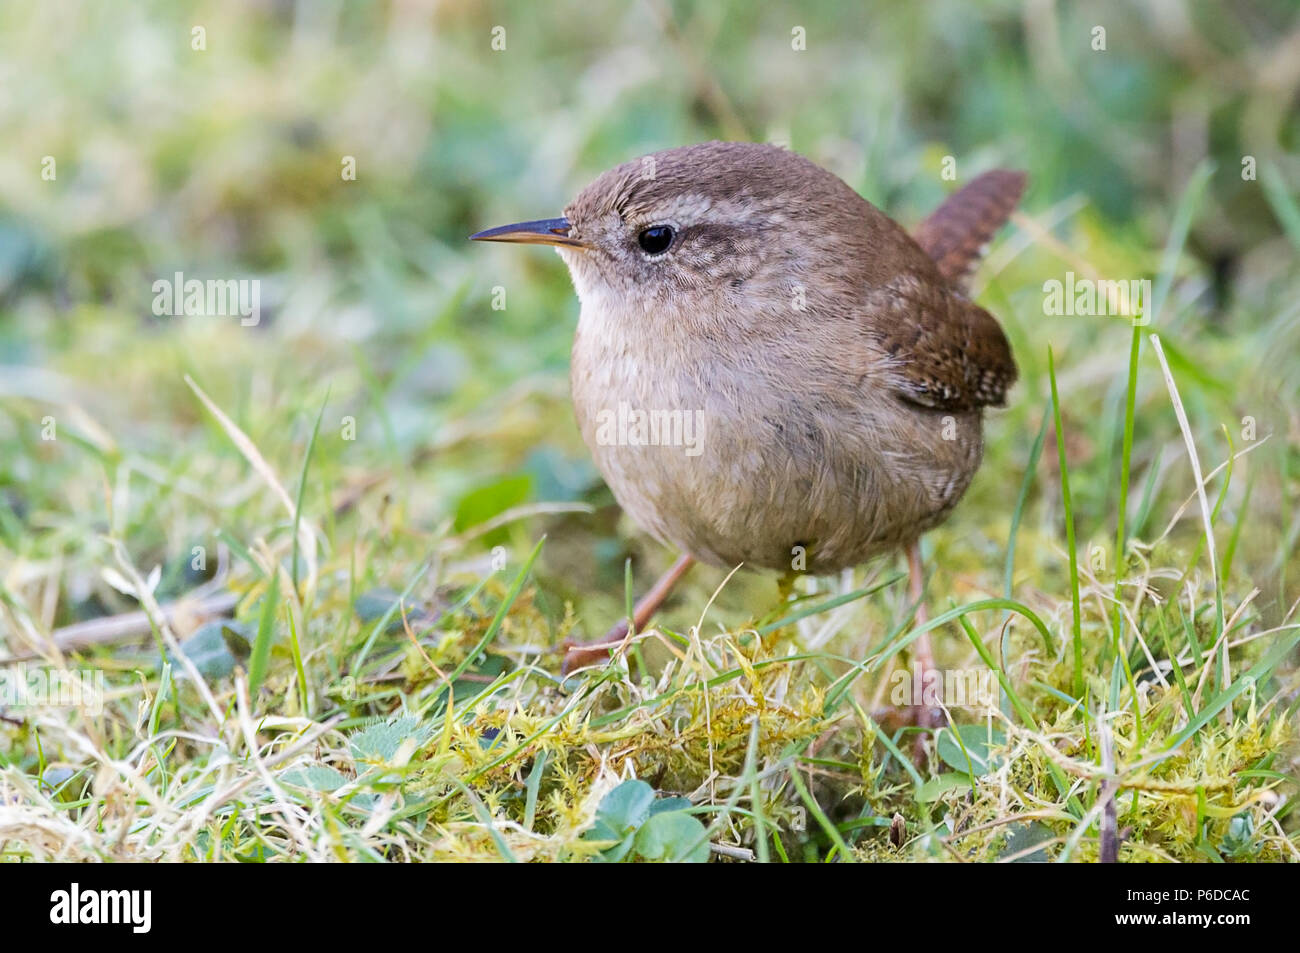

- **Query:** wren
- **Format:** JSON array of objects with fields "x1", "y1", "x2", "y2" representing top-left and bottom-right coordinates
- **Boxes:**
[{"x1": 472, "y1": 141, "x2": 1024, "y2": 672}]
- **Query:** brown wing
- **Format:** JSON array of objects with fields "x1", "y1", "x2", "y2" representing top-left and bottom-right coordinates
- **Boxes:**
[
  {"x1": 872, "y1": 274, "x2": 1017, "y2": 410},
  {"x1": 867, "y1": 170, "x2": 1025, "y2": 411},
  {"x1": 912, "y1": 169, "x2": 1026, "y2": 290}
]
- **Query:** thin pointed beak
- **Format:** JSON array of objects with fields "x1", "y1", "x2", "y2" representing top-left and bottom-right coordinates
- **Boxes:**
[{"x1": 469, "y1": 217, "x2": 585, "y2": 248}]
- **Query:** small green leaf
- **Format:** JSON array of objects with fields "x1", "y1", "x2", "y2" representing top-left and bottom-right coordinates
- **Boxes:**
[
  {"x1": 648, "y1": 796, "x2": 692, "y2": 816},
  {"x1": 353, "y1": 588, "x2": 436, "y2": 632},
  {"x1": 594, "y1": 779, "x2": 655, "y2": 834},
  {"x1": 999, "y1": 821, "x2": 1054, "y2": 862},
  {"x1": 282, "y1": 764, "x2": 348, "y2": 792},
  {"x1": 453, "y1": 474, "x2": 533, "y2": 544},
  {"x1": 583, "y1": 784, "x2": 701, "y2": 861},
  {"x1": 1220, "y1": 812, "x2": 1256, "y2": 859},
  {"x1": 169, "y1": 620, "x2": 250, "y2": 680},
  {"x1": 916, "y1": 772, "x2": 973, "y2": 803},
  {"x1": 585, "y1": 819, "x2": 636, "y2": 863},
  {"x1": 349, "y1": 716, "x2": 429, "y2": 763},
  {"x1": 936, "y1": 724, "x2": 1006, "y2": 776},
  {"x1": 633, "y1": 811, "x2": 710, "y2": 863}
]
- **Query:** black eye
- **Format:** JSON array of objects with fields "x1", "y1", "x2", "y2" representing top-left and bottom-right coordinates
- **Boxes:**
[{"x1": 637, "y1": 225, "x2": 675, "y2": 255}]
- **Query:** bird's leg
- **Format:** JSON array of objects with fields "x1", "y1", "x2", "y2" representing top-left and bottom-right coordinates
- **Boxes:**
[
  {"x1": 907, "y1": 540, "x2": 932, "y2": 668},
  {"x1": 561, "y1": 553, "x2": 695, "y2": 673},
  {"x1": 906, "y1": 539, "x2": 942, "y2": 762},
  {"x1": 775, "y1": 569, "x2": 800, "y2": 605}
]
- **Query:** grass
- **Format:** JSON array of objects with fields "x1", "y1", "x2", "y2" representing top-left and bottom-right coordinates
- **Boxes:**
[{"x1": 1, "y1": 0, "x2": 1298, "y2": 862}]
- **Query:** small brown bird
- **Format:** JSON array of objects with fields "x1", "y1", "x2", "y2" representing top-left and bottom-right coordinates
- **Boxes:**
[{"x1": 472, "y1": 142, "x2": 1024, "y2": 674}]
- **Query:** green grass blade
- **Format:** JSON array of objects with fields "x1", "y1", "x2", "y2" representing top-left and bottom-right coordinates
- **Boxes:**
[
  {"x1": 788, "y1": 765, "x2": 855, "y2": 862},
  {"x1": 757, "y1": 573, "x2": 903, "y2": 634},
  {"x1": 1260, "y1": 162, "x2": 1300, "y2": 250},
  {"x1": 247, "y1": 567, "x2": 280, "y2": 697},
  {"x1": 1157, "y1": 629, "x2": 1300, "y2": 761},
  {"x1": 442, "y1": 536, "x2": 546, "y2": 688},
  {"x1": 1048, "y1": 347, "x2": 1083, "y2": 698},
  {"x1": 291, "y1": 390, "x2": 329, "y2": 596},
  {"x1": 1150, "y1": 160, "x2": 1214, "y2": 325},
  {"x1": 1005, "y1": 400, "x2": 1050, "y2": 600},
  {"x1": 1115, "y1": 325, "x2": 1141, "y2": 573},
  {"x1": 523, "y1": 750, "x2": 548, "y2": 832}
]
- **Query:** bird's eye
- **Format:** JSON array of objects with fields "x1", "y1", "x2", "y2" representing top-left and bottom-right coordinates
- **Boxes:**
[{"x1": 637, "y1": 225, "x2": 675, "y2": 255}]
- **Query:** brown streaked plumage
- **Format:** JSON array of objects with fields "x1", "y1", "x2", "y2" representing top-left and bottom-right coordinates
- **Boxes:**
[
  {"x1": 913, "y1": 169, "x2": 1027, "y2": 290},
  {"x1": 471, "y1": 141, "x2": 1025, "y2": 668}
]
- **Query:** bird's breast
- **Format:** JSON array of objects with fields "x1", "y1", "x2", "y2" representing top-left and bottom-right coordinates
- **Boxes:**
[{"x1": 569, "y1": 300, "x2": 983, "y2": 571}]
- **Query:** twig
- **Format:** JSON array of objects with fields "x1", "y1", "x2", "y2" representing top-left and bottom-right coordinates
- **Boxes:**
[
  {"x1": 709, "y1": 842, "x2": 755, "y2": 861},
  {"x1": 30, "y1": 592, "x2": 239, "y2": 659}
]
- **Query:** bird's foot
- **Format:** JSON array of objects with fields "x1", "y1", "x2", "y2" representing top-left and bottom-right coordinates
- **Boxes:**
[
  {"x1": 560, "y1": 553, "x2": 695, "y2": 675},
  {"x1": 869, "y1": 676, "x2": 942, "y2": 766},
  {"x1": 905, "y1": 539, "x2": 942, "y2": 765},
  {"x1": 560, "y1": 619, "x2": 631, "y2": 675}
]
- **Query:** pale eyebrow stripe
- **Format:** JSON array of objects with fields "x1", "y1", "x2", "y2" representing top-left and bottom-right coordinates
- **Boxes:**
[{"x1": 624, "y1": 194, "x2": 772, "y2": 230}]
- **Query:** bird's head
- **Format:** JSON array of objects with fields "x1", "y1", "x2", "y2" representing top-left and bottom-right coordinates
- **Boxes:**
[{"x1": 471, "y1": 141, "x2": 876, "y2": 320}]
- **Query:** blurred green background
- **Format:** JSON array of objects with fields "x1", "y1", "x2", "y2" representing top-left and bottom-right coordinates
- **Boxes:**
[{"x1": 1, "y1": 0, "x2": 1297, "y2": 638}]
